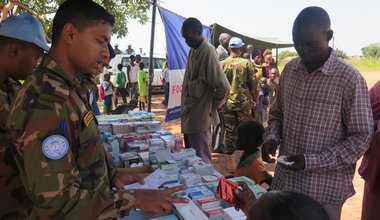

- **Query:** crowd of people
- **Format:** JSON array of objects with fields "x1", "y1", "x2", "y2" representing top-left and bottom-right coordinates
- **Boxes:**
[
  {"x1": 98, "y1": 53, "x2": 149, "y2": 115},
  {"x1": 0, "y1": 1, "x2": 379, "y2": 220},
  {"x1": 180, "y1": 6, "x2": 378, "y2": 220}
]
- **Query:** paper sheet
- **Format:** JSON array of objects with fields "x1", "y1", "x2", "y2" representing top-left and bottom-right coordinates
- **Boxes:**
[{"x1": 124, "y1": 169, "x2": 168, "y2": 190}]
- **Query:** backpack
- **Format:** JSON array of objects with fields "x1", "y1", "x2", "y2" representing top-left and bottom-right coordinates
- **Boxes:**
[{"x1": 99, "y1": 84, "x2": 105, "y2": 99}]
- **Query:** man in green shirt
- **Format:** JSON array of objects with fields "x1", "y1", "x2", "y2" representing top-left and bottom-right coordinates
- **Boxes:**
[{"x1": 115, "y1": 63, "x2": 127, "y2": 107}]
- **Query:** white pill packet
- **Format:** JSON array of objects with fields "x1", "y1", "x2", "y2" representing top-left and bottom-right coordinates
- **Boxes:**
[{"x1": 277, "y1": 155, "x2": 295, "y2": 166}]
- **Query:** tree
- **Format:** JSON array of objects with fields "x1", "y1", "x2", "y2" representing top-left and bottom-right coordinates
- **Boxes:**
[
  {"x1": 335, "y1": 48, "x2": 347, "y2": 59},
  {"x1": 1, "y1": 0, "x2": 151, "y2": 41},
  {"x1": 362, "y1": 43, "x2": 380, "y2": 58},
  {"x1": 278, "y1": 50, "x2": 298, "y2": 61}
]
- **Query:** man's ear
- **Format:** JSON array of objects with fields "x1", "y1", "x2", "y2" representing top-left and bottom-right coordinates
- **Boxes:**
[
  {"x1": 61, "y1": 23, "x2": 78, "y2": 45},
  {"x1": 8, "y1": 43, "x2": 21, "y2": 59},
  {"x1": 327, "y1": 30, "x2": 333, "y2": 41}
]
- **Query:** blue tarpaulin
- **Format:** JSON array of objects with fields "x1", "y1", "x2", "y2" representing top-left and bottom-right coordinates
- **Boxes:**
[{"x1": 158, "y1": 7, "x2": 210, "y2": 122}]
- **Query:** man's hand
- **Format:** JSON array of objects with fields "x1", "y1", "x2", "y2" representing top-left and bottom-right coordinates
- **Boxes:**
[
  {"x1": 233, "y1": 182, "x2": 257, "y2": 216},
  {"x1": 262, "y1": 140, "x2": 277, "y2": 163},
  {"x1": 113, "y1": 171, "x2": 145, "y2": 189},
  {"x1": 134, "y1": 185, "x2": 189, "y2": 216},
  {"x1": 279, "y1": 154, "x2": 305, "y2": 171}
]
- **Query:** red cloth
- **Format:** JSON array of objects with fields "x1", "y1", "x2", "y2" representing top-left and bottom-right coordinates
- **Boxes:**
[
  {"x1": 359, "y1": 81, "x2": 380, "y2": 220},
  {"x1": 359, "y1": 80, "x2": 380, "y2": 192},
  {"x1": 217, "y1": 176, "x2": 239, "y2": 206}
]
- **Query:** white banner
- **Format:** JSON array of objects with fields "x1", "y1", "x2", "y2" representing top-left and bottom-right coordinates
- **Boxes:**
[{"x1": 165, "y1": 69, "x2": 185, "y2": 122}]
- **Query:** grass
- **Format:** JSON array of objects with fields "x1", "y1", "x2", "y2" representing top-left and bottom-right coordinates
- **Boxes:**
[
  {"x1": 277, "y1": 57, "x2": 380, "y2": 73},
  {"x1": 347, "y1": 58, "x2": 380, "y2": 72}
]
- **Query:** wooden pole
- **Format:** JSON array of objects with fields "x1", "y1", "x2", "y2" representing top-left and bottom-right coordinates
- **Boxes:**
[{"x1": 147, "y1": 0, "x2": 157, "y2": 112}]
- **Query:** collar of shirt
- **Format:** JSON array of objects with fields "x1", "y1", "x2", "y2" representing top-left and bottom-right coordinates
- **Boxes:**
[
  {"x1": 192, "y1": 39, "x2": 208, "y2": 55},
  {"x1": 218, "y1": 44, "x2": 228, "y2": 54},
  {"x1": 40, "y1": 54, "x2": 75, "y2": 86},
  {"x1": 237, "y1": 150, "x2": 261, "y2": 168},
  {"x1": 293, "y1": 48, "x2": 337, "y2": 76}
]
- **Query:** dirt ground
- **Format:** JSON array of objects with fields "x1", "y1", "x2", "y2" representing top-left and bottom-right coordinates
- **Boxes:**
[{"x1": 144, "y1": 71, "x2": 379, "y2": 220}]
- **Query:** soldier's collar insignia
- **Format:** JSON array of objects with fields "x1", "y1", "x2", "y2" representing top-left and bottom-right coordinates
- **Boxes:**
[
  {"x1": 42, "y1": 135, "x2": 69, "y2": 160},
  {"x1": 0, "y1": 103, "x2": 4, "y2": 111},
  {"x1": 83, "y1": 111, "x2": 94, "y2": 127}
]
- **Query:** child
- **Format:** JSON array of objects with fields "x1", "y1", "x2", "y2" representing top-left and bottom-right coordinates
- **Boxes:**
[
  {"x1": 254, "y1": 77, "x2": 270, "y2": 127},
  {"x1": 102, "y1": 73, "x2": 113, "y2": 115},
  {"x1": 234, "y1": 121, "x2": 273, "y2": 188},
  {"x1": 137, "y1": 62, "x2": 148, "y2": 110},
  {"x1": 268, "y1": 67, "x2": 279, "y2": 104},
  {"x1": 114, "y1": 63, "x2": 127, "y2": 107}
]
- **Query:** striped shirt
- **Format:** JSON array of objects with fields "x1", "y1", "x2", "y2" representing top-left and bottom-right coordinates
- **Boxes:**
[{"x1": 265, "y1": 49, "x2": 373, "y2": 204}]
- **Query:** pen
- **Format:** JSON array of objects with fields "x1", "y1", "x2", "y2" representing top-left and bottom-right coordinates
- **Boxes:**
[{"x1": 60, "y1": 120, "x2": 67, "y2": 138}]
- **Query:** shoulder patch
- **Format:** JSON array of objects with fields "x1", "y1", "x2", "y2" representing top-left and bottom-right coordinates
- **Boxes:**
[
  {"x1": 83, "y1": 111, "x2": 94, "y2": 127},
  {"x1": 42, "y1": 135, "x2": 69, "y2": 160}
]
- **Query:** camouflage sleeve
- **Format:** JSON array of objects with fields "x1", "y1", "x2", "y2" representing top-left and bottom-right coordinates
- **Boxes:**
[
  {"x1": 248, "y1": 62, "x2": 259, "y2": 103},
  {"x1": 7, "y1": 78, "x2": 135, "y2": 219}
]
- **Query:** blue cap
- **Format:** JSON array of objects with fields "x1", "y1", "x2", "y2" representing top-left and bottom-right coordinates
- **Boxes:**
[
  {"x1": 229, "y1": 37, "x2": 245, "y2": 48},
  {"x1": 0, "y1": 13, "x2": 49, "y2": 51}
]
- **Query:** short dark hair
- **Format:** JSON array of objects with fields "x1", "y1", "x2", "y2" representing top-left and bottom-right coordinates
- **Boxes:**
[
  {"x1": 52, "y1": 0, "x2": 115, "y2": 43},
  {"x1": 108, "y1": 43, "x2": 116, "y2": 59},
  {"x1": 117, "y1": 63, "x2": 123, "y2": 71},
  {"x1": 248, "y1": 191, "x2": 330, "y2": 220},
  {"x1": 252, "y1": 48, "x2": 262, "y2": 58},
  {"x1": 139, "y1": 62, "x2": 144, "y2": 69},
  {"x1": 293, "y1": 6, "x2": 331, "y2": 31},
  {"x1": 182, "y1": 17, "x2": 203, "y2": 35},
  {"x1": 130, "y1": 55, "x2": 135, "y2": 60},
  {"x1": 236, "y1": 121, "x2": 265, "y2": 153}
]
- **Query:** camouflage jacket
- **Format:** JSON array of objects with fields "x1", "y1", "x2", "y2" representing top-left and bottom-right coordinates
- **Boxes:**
[
  {"x1": 0, "y1": 78, "x2": 31, "y2": 219},
  {"x1": 7, "y1": 55, "x2": 135, "y2": 219},
  {"x1": 220, "y1": 56, "x2": 258, "y2": 114},
  {"x1": 75, "y1": 73, "x2": 99, "y2": 101}
]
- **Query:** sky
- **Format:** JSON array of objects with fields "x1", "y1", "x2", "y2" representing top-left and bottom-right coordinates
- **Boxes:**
[{"x1": 111, "y1": 0, "x2": 380, "y2": 56}]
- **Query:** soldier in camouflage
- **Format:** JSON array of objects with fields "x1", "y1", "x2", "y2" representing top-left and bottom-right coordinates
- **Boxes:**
[
  {"x1": 220, "y1": 37, "x2": 258, "y2": 172},
  {"x1": 0, "y1": 13, "x2": 49, "y2": 219},
  {"x1": 7, "y1": 1, "x2": 188, "y2": 219}
]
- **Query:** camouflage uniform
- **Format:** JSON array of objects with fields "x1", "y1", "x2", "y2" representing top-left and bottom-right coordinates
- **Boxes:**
[
  {"x1": 75, "y1": 73, "x2": 100, "y2": 115},
  {"x1": 0, "y1": 78, "x2": 31, "y2": 219},
  {"x1": 7, "y1": 55, "x2": 135, "y2": 219},
  {"x1": 220, "y1": 56, "x2": 258, "y2": 155}
]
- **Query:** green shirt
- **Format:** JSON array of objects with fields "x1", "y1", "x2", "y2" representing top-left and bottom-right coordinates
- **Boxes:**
[
  {"x1": 7, "y1": 55, "x2": 135, "y2": 219},
  {"x1": 116, "y1": 71, "x2": 126, "y2": 88},
  {"x1": 137, "y1": 70, "x2": 148, "y2": 97}
]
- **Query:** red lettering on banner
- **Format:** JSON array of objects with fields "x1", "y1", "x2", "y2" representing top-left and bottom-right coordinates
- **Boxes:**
[{"x1": 171, "y1": 85, "x2": 183, "y2": 94}]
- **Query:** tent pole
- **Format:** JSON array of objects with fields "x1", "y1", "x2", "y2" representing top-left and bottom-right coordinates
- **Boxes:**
[
  {"x1": 276, "y1": 46, "x2": 279, "y2": 65},
  {"x1": 147, "y1": 0, "x2": 157, "y2": 112}
]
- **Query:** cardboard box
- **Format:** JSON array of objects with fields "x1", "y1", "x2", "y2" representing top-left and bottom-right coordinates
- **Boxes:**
[
  {"x1": 173, "y1": 196, "x2": 208, "y2": 220},
  {"x1": 204, "y1": 207, "x2": 224, "y2": 220},
  {"x1": 196, "y1": 197, "x2": 220, "y2": 210},
  {"x1": 223, "y1": 207, "x2": 246, "y2": 220}
]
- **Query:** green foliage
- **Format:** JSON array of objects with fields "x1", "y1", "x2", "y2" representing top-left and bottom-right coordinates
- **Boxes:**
[
  {"x1": 335, "y1": 48, "x2": 347, "y2": 59},
  {"x1": 362, "y1": 43, "x2": 380, "y2": 58},
  {"x1": 278, "y1": 50, "x2": 298, "y2": 61},
  {"x1": 14, "y1": 0, "x2": 151, "y2": 41},
  {"x1": 347, "y1": 58, "x2": 380, "y2": 72}
]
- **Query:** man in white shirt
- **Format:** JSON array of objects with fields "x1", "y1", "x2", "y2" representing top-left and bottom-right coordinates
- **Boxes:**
[{"x1": 127, "y1": 54, "x2": 139, "y2": 100}]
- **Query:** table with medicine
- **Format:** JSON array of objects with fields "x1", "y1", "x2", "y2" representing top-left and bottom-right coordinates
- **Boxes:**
[{"x1": 98, "y1": 111, "x2": 267, "y2": 220}]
